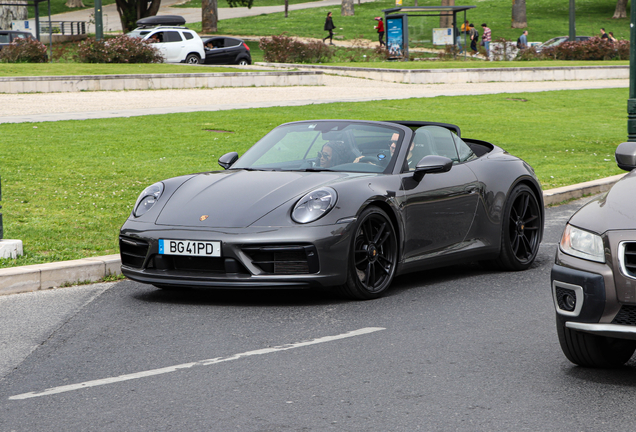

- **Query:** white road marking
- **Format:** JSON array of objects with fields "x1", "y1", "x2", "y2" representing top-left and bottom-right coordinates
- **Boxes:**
[{"x1": 8, "y1": 327, "x2": 385, "y2": 401}]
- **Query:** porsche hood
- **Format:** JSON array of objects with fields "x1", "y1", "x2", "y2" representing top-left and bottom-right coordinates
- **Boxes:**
[{"x1": 155, "y1": 170, "x2": 348, "y2": 228}]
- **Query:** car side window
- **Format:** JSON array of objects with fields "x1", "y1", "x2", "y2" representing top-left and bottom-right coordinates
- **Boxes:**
[
  {"x1": 225, "y1": 38, "x2": 241, "y2": 47},
  {"x1": 418, "y1": 126, "x2": 460, "y2": 162},
  {"x1": 183, "y1": 32, "x2": 194, "y2": 40},
  {"x1": 451, "y1": 133, "x2": 476, "y2": 163},
  {"x1": 164, "y1": 31, "x2": 183, "y2": 43}
]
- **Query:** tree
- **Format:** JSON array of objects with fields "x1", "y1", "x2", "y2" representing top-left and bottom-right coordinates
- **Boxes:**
[
  {"x1": 440, "y1": 0, "x2": 454, "y2": 28},
  {"x1": 341, "y1": 0, "x2": 354, "y2": 16},
  {"x1": 511, "y1": 0, "x2": 527, "y2": 28},
  {"x1": 202, "y1": 0, "x2": 218, "y2": 32},
  {"x1": 115, "y1": 0, "x2": 161, "y2": 32},
  {"x1": 65, "y1": 0, "x2": 85, "y2": 8},
  {"x1": 202, "y1": 0, "x2": 253, "y2": 33},
  {"x1": 613, "y1": 0, "x2": 628, "y2": 19}
]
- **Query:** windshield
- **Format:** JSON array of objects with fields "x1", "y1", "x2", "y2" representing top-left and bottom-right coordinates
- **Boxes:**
[
  {"x1": 542, "y1": 37, "x2": 566, "y2": 48},
  {"x1": 231, "y1": 121, "x2": 405, "y2": 173},
  {"x1": 126, "y1": 30, "x2": 150, "y2": 38}
]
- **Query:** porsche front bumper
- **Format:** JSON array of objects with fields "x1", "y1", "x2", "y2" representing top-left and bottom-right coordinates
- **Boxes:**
[{"x1": 119, "y1": 220, "x2": 355, "y2": 289}]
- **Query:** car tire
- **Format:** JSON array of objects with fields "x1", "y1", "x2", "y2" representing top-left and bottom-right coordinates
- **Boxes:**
[
  {"x1": 338, "y1": 206, "x2": 398, "y2": 300},
  {"x1": 494, "y1": 183, "x2": 542, "y2": 270},
  {"x1": 556, "y1": 316, "x2": 636, "y2": 368},
  {"x1": 185, "y1": 53, "x2": 201, "y2": 64},
  {"x1": 238, "y1": 59, "x2": 249, "y2": 65}
]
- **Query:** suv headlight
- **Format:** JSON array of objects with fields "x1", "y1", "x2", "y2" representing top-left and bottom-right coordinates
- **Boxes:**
[
  {"x1": 560, "y1": 224, "x2": 605, "y2": 263},
  {"x1": 133, "y1": 182, "x2": 164, "y2": 217},
  {"x1": 291, "y1": 187, "x2": 337, "y2": 224}
]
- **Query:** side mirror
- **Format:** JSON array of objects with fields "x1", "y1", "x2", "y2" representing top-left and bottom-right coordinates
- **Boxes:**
[
  {"x1": 616, "y1": 142, "x2": 636, "y2": 171},
  {"x1": 412, "y1": 155, "x2": 453, "y2": 182},
  {"x1": 218, "y1": 152, "x2": 239, "y2": 170}
]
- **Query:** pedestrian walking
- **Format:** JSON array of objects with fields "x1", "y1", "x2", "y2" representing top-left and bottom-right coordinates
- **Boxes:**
[
  {"x1": 517, "y1": 30, "x2": 528, "y2": 49},
  {"x1": 481, "y1": 23, "x2": 491, "y2": 58},
  {"x1": 323, "y1": 12, "x2": 335, "y2": 45},
  {"x1": 374, "y1": 17, "x2": 385, "y2": 47},
  {"x1": 600, "y1": 28, "x2": 609, "y2": 39},
  {"x1": 609, "y1": 31, "x2": 617, "y2": 42},
  {"x1": 469, "y1": 23, "x2": 479, "y2": 55}
]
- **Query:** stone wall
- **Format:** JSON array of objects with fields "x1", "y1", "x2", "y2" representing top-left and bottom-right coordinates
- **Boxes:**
[{"x1": 0, "y1": 1, "x2": 27, "y2": 31}]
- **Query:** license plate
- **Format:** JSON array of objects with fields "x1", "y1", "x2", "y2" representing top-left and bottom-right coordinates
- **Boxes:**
[{"x1": 158, "y1": 239, "x2": 221, "y2": 257}]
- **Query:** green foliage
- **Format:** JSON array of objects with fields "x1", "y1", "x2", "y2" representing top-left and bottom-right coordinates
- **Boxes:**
[
  {"x1": 0, "y1": 38, "x2": 48, "y2": 63},
  {"x1": 25, "y1": 0, "x2": 117, "y2": 18},
  {"x1": 0, "y1": 88, "x2": 627, "y2": 268},
  {"x1": 75, "y1": 35, "x2": 164, "y2": 63},
  {"x1": 259, "y1": 34, "x2": 333, "y2": 63},
  {"x1": 190, "y1": 0, "x2": 630, "y2": 47},
  {"x1": 0, "y1": 63, "x2": 248, "y2": 76},
  {"x1": 175, "y1": 0, "x2": 320, "y2": 8}
]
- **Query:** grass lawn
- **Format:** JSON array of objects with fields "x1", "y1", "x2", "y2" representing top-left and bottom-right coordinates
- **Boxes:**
[
  {"x1": 175, "y1": 0, "x2": 321, "y2": 8},
  {"x1": 0, "y1": 63, "x2": 259, "y2": 77},
  {"x1": 26, "y1": 0, "x2": 116, "y2": 19},
  {"x1": 0, "y1": 87, "x2": 627, "y2": 268},
  {"x1": 189, "y1": 0, "x2": 630, "y2": 45}
]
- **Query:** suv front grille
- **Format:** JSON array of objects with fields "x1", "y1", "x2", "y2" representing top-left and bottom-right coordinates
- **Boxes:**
[
  {"x1": 242, "y1": 245, "x2": 319, "y2": 275},
  {"x1": 622, "y1": 242, "x2": 636, "y2": 278},
  {"x1": 612, "y1": 305, "x2": 636, "y2": 326}
]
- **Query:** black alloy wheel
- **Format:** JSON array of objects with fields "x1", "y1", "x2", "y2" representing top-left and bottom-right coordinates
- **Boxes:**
[
  {"x1": 340, "y1": 206, "x2": 398, "y2": 300},
  {"x1": 496, "y1": 184, "x2": 542, "y2": 270}
]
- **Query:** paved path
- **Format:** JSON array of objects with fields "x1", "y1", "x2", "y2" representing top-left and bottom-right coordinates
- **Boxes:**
[{"x1": 0, "y1": 76, "x2": 628, "y2": 124}]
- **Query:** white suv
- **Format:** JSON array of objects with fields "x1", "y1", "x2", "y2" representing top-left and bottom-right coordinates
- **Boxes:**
[{"x1": 127, "y1": 17, "x2": 205, "y2": 64}]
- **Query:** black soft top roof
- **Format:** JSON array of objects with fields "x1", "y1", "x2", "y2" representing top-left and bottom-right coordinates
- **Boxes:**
[{"x1": 386, "y1": 121, "x2": 461, "y2": 137}]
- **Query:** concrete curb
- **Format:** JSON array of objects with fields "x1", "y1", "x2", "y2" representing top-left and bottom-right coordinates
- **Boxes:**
[
  {"x1": 257, "y1": 63, "x2": 629, "y2": 84},
  {"x1": 0, "y1": 174, "x2": 626, "y2": 296},
  {"x1": 0, "y1": 71, "x2": 324, "y2": 94}
]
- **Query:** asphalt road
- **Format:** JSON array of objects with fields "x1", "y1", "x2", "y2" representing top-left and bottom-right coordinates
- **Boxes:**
[{"x1": 2, "y1": 196, "x2": 636, "y2": 431}]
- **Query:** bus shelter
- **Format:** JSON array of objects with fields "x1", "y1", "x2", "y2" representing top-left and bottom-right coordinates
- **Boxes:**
[{"x1": 382, "y1": 5, "x2": 476, "y2": 60}]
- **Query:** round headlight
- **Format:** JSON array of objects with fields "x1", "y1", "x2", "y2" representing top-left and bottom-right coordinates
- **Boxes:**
[
  {"x1": 291, "y1": 187, "x2": 337, "y2": 224},
  {"x1": 133, "y1": 182, "x2": 164, "y2": 218},
  {"x1": 560, "y1": 223, "x2": 605, "y2": 263}
]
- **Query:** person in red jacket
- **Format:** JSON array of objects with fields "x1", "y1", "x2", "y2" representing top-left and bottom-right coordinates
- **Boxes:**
[{"x1": 375, "y1": 17, "x2": 385, "y2": 47}]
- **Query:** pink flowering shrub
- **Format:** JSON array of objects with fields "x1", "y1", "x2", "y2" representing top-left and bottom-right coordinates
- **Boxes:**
[
  {"x1": 76, "y1": 35, "x2": 163, "y2": 63},
  {"x1": 259, "y1": 34, "x2": 333, "y2": 63},
  {"x1": 0, "y1": 37, "x2": 48, "y2": 63},
  {"x1": 540, "y1": 37, "x2": 629, "y2": 61}
]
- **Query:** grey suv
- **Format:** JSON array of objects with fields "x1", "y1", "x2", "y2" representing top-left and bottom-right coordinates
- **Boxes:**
[{"x1": 552, "y1": 142, "x2": 636, "y2": 367}]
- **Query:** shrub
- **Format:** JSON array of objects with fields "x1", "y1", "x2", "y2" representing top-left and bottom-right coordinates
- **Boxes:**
[
  {"x1": 259, "y1": 34, "x2": 333, "y2": 63},
  {"x1": 532, "y1": 37, "x2": 629, "y2": 61},
  {"x1": 75, "y1": 35, "x2": 163, "y2": 63},
  {"x1": 0, "y1": 37, "x2": 48, "y2": 63}
]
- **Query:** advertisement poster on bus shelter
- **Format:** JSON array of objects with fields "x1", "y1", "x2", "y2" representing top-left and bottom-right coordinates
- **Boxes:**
[{"x1": 386, "y1": 15, "x2": 407, "y2": 59}]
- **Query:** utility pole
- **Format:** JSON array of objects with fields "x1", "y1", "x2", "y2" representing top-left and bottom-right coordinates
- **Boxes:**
[{"x1": 95, "y1": 0, "x2": 103, "y2": 40}]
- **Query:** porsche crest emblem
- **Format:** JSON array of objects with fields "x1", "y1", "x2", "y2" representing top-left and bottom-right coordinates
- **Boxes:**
[{"x1": 200, "y1": 215, "x2": 209, "y2": 221}]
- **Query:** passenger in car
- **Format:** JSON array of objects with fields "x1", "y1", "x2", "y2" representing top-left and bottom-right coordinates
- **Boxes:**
[{"x1": 319, "y1": 141, "x2": 348, "y2": 168}]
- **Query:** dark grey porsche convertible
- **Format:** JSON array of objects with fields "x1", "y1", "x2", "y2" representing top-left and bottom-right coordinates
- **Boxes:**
[{"x1": 120, "y1": 120, "x2": 544, "y2": 299}]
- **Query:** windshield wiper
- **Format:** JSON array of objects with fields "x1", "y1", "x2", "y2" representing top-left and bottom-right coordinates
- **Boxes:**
[{"x1": 298, "y1": 168, "x2": 332, "y2": 172}]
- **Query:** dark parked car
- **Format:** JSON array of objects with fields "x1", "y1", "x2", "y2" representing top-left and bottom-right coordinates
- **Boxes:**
[
  {"x1": 552, "y1": 142, "x2": 636, "y2": 367},
  {"x1": 120, "y1": 120, "x2": 544, "y2": 299},
  {"x1": 0, "y1": 30, "x2": 33, "y2": 50},
  {"x1": 203, "y1": 37, "x2": 251, "y2": 65},
  {"x1": 535, "y1": 36, "x2": 591, "y2": 53}
]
